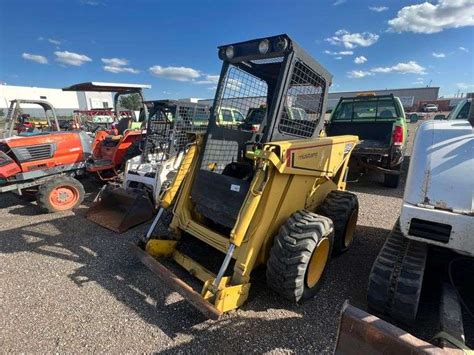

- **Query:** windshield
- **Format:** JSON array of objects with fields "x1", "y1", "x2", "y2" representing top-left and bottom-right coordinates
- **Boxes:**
[
  {"x1": 448, "y1": 99, "x2": 471, "y2": 120},
  {"x1": 332, "y1": 97, "x2": 398, "y2": 121}
]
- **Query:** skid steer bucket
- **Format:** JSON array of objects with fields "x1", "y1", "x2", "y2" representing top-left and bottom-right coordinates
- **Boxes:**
[
  {"x1": 334, "y1": 302, "x2": 456, "y2": 355},
  {"x1": 87, "y1": 186, "x2": 154, "y2": 233}
]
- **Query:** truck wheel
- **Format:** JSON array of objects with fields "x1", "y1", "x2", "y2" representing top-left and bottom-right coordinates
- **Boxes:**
[
  {"x1": 37, "y1": 176, "x2": 85, "y2": 213},
  {"x1": 266, "y1": 210, "x2": 333, "y2": 302},
  {"x1": 384, "y1": 171, "x2": 401, "y2": 188},
  {"x1": 317, "y1": 190, "x2": 358, "y2": 255}
]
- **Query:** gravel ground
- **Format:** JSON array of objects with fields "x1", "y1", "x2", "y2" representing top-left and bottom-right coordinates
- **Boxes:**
[{"x1": 1, "y1": 120, "x2": 472, "y2": 353}]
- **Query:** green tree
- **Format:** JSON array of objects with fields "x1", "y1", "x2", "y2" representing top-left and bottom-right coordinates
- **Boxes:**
[
  {"x1": 119, "y1": 93, "x2": 142, "y2": 110},
  {"x1": 0, "y1": 109, "x2": 4, "y2": 117}
]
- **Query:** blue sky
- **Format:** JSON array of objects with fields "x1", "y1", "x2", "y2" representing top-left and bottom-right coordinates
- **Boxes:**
[{"x1": 0, "y1": 0, "x2": 473, "y2": 99}]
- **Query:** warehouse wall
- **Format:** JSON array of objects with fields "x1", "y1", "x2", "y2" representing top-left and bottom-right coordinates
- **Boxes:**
[{"x1": 0, "y1": 84, "x2": 113, "y2": 117}]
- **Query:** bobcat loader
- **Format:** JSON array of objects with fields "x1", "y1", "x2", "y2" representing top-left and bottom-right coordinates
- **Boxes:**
[{"x1": 132, "y1": 34, "x2": 361, "y2": 319}]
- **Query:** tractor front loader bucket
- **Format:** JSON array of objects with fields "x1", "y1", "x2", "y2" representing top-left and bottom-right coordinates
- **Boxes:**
[
  {"x1": 334, "y1": 302, "x2": 460, "y2": 355},
  {"x1": 87, "y1": 186, "x2": 154, "y2": 233}
]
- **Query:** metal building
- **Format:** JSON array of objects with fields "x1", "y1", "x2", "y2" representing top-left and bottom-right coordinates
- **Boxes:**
[
  {"x1": 0, "y1": 84, "x2": 114, "y2": 117},
  {"x1": 327, "y1": 87, "x2": 440, "y2": 111}
]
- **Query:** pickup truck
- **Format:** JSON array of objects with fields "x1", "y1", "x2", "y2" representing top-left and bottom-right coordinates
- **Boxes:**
[{"x1": 326, "y1": 94, "x2": 407, "y2": 188}]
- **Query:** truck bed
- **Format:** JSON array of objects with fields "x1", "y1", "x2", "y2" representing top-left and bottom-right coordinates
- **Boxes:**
[{"x1": 326, "y1": 121, "x2": 394, "y2": 147}]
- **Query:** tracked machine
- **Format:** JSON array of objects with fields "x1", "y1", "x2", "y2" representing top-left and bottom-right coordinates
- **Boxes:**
[
  {"x1": 132, "y1": 34, "x2": 360, "y2": 319},
  {"x1": 87, "y1": 100, "x2": 209, "y2": 233},
  {"x1": 335, "y1": 98, "x2": 474, "y2": 354}
]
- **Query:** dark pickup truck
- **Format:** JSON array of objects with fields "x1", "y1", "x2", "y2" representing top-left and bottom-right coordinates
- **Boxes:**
[{"x1": 326, "y1": 94, "x2": 407, "y2": 188}]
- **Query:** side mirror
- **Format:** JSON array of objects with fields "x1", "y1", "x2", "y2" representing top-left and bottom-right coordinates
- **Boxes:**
[
  {"x1": 434, "y1": 114, "x2": 446, "y2": 121},
  {"x1": 409, "y1": 114, "x2": 419, "y2": 123}
]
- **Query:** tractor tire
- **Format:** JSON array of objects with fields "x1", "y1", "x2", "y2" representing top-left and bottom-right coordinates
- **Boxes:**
[
  {"x1": 266, "y1": 210, "x2": 334, "y2": 303},
  {"x1": 37, "y1": 176, "x2": 85, "y2": 213},
  {"x1": 367, "y1": 221, "x2": 427, "y2": 323},
  {"x1": 317, "y1": 190, "x2": 359, "y2": 255}
]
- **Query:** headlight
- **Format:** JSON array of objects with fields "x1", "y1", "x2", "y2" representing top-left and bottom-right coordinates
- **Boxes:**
[
  {"x1": 258, "y1": 39, "x2": 270, "y2": 54},
  {"x1": 275, "y1": 37, "x2": 288, "y2": 52},
  {"x1": 225, "y1": 46, "x2": 235, "y2": 59}
]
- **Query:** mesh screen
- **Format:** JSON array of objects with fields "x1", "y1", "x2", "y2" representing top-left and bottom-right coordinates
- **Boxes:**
[
  {"x1": 215, "y1": 65, "x2": 269, "y2": 128},
  {"x1": 278, "y1": 60, "x2": 326, "y2": 138},
  {"x1": 200, "y1": 65, "x2": 269, "y2": 173},
  {"x1": 144, "y1": 104, "x2": 209, "y2": 163}
]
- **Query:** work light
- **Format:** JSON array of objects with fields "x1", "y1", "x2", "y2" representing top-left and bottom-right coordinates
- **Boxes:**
[
  {"x1": 258, "y1": 39, "x2": 270, "y2": 54},
  {"x1": 225, "y1": 46, "x2": 235, "y2": 59},
  {"x1": 275, "y1": 37, "x2": 288, "y2": 52}
]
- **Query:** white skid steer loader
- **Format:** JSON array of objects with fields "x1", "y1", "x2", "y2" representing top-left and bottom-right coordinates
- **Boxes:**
[{"x1": 87, "y1": 100, "x2": 209, "y2": 233}]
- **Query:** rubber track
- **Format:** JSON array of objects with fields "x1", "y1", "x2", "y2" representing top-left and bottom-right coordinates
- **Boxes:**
[{"x1": 367, "y1": 221, "x2": 427, "y2": 322}]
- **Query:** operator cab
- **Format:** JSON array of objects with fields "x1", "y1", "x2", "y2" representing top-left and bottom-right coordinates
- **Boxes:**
[{"x1": 191, "y1": 34, "x2": 332, "y2": 229}]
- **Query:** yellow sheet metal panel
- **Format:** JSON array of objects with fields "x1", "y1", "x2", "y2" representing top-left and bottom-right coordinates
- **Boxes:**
[{"x1": 161, "y1": 141, "x2": 198, "y2": 208}]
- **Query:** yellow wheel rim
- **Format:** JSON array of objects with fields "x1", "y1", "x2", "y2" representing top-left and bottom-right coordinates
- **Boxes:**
[
  {"x1": 306, "y1": 237, "x2": 330, "y2": 288},
  {"x1": 344, "y1": 209, "x2": 358, "y2": 248}
]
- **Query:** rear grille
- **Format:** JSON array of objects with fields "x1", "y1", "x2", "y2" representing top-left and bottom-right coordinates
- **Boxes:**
[
  {"x1": 408, "y1": 218, "x2": 451, "y2": 243},
  {"x1": 12, "y1": 144, "x2": 55, "y2": 162}
]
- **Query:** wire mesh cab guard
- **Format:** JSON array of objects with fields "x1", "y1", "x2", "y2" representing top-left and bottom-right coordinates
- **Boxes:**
[
  {"x1": 191, "y1": 34, "x2": 333, "y2": 229},
  {"x1": 141, "y1": 100, "x2": 210, "y2": 165}
]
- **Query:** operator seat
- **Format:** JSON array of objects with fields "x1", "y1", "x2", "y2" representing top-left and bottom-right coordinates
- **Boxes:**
[{"x1": 115, "y1": 117, "x2": 131, "y2": 135}]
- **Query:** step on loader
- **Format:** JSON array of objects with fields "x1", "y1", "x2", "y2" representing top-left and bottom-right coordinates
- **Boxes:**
[
  {"x1": 86, "y1": 100, "x2": 209, "y2": 233},
  {"x1": 132, "y1": 34, "x2": 360, "y2": 319}
]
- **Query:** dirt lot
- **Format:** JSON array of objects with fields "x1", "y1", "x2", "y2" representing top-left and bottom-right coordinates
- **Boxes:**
[{"x1": 1, "y1": 120, "x2": 472, "y2": 353}]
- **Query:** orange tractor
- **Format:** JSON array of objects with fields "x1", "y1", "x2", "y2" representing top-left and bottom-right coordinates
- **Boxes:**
[{"x1": 0, "y1": 82, "x2": 150, "y2": 212}]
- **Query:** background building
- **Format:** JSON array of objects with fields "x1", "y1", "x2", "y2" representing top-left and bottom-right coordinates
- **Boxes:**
[
  {"x1": 327, "y1": 86, "x2": 440, "y2": 111},
  {"x1": 0, "y1": 84, "x2": 114, "y2": 117}
]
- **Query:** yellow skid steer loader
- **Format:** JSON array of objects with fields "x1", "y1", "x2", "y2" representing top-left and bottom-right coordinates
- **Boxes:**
[{"x1": 132, "y1": 34, "x2": 360, "y2": 319}]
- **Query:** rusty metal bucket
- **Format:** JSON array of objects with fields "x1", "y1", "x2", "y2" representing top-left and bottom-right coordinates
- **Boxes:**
[
  {"x1": 334, "y1": 302, "x2": 460, "y2": 355},
  {"x1": 87, "y1": 185, "x2": 154, "y2": 233}
]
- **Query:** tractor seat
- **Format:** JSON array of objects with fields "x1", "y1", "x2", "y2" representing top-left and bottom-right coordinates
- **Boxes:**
[{"x1": 105, "y1": 135, "x2": 123, "y2": 142}]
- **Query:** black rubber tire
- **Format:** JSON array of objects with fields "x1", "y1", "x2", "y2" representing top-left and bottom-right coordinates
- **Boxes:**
[
  {"x1": 317, "y1": 190, "x2": 359, "y2": 255},
  {"x1": 266, "y1": 210, "x2": 334, "y2": 303},
  {"x1": 384, "y1": 173, "x2": 400, "y2": 188},
  {"x1": 367, "y1": 221, "x2": 427, "y2": 323},
  {"x1": 36, "y1": 176, "x2": 85, "y2": 213}
]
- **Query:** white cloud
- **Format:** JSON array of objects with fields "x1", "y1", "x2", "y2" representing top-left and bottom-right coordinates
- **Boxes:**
[
  {"x1": 101, "y1": 57, "x2": 129, "y2": 67},
  {"x1": 333, "y1": 0, "x2": 346, "y2": 5},
  {"x1": 101, "y1": 58, "x2": 139, "y2": 74},
  {"x1": 80, "y1": 0, "x2": 101, "y2": 5},
  {"x1": 104, "y1": 66, "x2": 139, "y2": 74},
  {"x1": 48, "y1": 38, "x2": 61, "y2": 45},
  {"x1": 195, "y1": 74, "x2": 220, "y2": 85},
  {"x1": 22, "y1": 53, "x2": 48, "y2": 64},
  {"x1": 388, "y1": 0, "x2": 474, "y2": 34},
  {"x1": 369, "y1": 6, "x2": 388, "y2": 12},
  {"x1": 432, "y1": 52, "x2": 446, "y2": 58},
  {"x1": 459, "y1": 46, "x2": 469, "y2": 52},
  {"x1": 348, "y1": 70, "x2": 373, "y2": 78},
  {"x1": 54, "y1": 51, "x2": 92, "y2": 66},
  {"x1": 324, "y1": 50, "x2": 354, "y2": 56},
  {"x1": 371, "y1": 61, "x2": 426, "y2": 74},
  {"x1": 335, "y1": 56, "x2": 343, "y2": 60},
  {"x1": 326, "y1": 30, "x2": 379, "y2": 49},
  {"x1": 149, "y1": 65, "x2": 200, "y2": 81},
  {"x1": 457, "y1": 82, "x2": 474, "y2": 90},
  {"x1": 354, "y1": 56, "x2": 367, "y2": 64}
]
